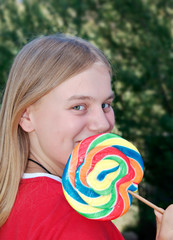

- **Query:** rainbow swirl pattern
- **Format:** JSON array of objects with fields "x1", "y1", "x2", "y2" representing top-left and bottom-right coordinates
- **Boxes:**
[{"x1": 62, "y1": 133, "x2": 144, "y2": 221}]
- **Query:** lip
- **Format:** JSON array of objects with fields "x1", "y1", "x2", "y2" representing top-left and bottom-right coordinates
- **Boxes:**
[
  {"x1": 75, "y1": 134, "x2": 102, "y2": 146},
  {"x1": 75, "y1": 135, "x2": 95, "y2": 145},
  {"x1": 74, "y1": 141, "x2": 81, "y2": 147}
]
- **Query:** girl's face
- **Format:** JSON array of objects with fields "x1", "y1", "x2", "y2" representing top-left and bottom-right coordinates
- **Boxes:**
[{"x1": 21, "y1": 63, "x2": 115, "y2": 176}]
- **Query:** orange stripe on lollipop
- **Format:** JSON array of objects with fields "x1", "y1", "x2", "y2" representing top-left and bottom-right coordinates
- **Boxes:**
[
  {"x1": 117, "y1": 162, "x2": 136, "y2": 214},
  {"x1": 119, "y1": 182, "x2": 132, "y2": 214},
  {"x1": 79, "y1": 146, "x2": 105, "y2": 186},
  {"x1": 69, "y1": 144, "x2": 80, "y2": 186},
  {"x1": 129, "y1": 158, "x2": 144, "y2": 182}
]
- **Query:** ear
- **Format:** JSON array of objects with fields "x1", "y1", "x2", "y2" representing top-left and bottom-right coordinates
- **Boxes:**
[{"x1": 19, "y1": 108, "x2": 34, "y2": 133}]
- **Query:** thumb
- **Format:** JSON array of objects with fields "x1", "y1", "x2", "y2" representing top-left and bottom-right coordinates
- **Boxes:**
[{"x1": 154, "y1": 210, "x2": 163, "y2": 240}]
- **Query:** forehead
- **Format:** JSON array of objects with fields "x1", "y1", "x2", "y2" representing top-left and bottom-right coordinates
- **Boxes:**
[
  {"x1": 35, "y1": 63, "x2": 113, "y2": 107},
  {"x1": 59, "y1": 63, "x2": 112, "y2": 94}
]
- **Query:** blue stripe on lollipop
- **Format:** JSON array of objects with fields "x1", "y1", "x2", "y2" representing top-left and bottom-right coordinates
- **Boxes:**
[
  {"x1": 97, "y1": 165, "x2": 120, "y2": 181},
  {"x1": 62, "y1": 155, "x2": 87, "y2": 204},
  {"x1": 112, "y1": 145, "x2": 144, "y2": 171},
  {"x1": 75, "y1": 162, "x2": 100, "y2": 198}
]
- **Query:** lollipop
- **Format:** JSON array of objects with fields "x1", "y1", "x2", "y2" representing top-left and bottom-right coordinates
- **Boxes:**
[{"x1": 62, "y1": 133, "x2": 144, "y2": 221}]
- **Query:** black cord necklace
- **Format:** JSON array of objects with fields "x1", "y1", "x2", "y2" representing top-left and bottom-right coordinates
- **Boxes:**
[{"x1": 28, "y1": 158, "x2": 52, "y2": 174}]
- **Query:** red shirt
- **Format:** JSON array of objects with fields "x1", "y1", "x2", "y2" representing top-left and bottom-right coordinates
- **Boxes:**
[{"x1": 0, "y1": 173, "x2": 124, "y2": 240}]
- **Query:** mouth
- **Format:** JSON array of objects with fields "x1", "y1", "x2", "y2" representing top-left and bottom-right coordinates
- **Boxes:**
[
  {"x1": 74, "y1": 141, "x2": 82, "y2": 147},
  {"x1": 74, "y1": 133, "x2": 107, "y2": 147}
]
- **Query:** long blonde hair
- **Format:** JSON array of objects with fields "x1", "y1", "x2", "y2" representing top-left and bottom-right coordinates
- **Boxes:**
[{"x1": 0, "y1": 34, "x2": 112, "y2": 226}]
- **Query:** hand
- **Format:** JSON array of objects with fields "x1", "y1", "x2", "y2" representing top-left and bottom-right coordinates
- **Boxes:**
[{"x1": 155, "y1": 204, "x2": 173, "y2": 240}]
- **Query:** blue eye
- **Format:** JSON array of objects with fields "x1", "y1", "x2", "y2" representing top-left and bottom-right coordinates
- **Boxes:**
[
  {"x1": 73, "y1": 105, "x2": 85, "y2": 111},
  {"x1": 102, "y1": 103, "x2": 110, "y2": 109},
  {"x1": 102, "y1": 103, "x2": 112, "y2": 112}
]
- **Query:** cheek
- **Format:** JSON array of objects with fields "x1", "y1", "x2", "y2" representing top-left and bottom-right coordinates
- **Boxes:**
[
  {"x1": 68, "y1": 116, "x2": 87, "y2": 132},
  {"x1": 109, "y1": 110, "x2": 115, "y2": 128}
]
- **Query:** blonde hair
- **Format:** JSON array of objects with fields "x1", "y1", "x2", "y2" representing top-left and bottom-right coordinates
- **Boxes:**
[{"x1": 0, "y1": 34, "x2": 112, "y2": 226}]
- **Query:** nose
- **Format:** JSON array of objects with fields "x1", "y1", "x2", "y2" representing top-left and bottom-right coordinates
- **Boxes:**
[{"x1": 88, "y1": 108, "x2": 114, "y2": 134}]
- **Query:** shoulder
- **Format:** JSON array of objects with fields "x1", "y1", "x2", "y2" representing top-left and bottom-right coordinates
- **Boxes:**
[
  {"x1": 55, "y1": 211, "x2": 124, "y2": 240},
  {"x1": 17, "y1": 175, "x2": 65, "y2": 213},
  {"x1": 32, "y1": 202, "x2": 124, "y2": 240},
  {"x1": 0, "y1": 175, "x2": 66, "y2": 238},
  {"x1": 1, "y1": 175, "x2": 124, "y2": 240},
  {"x1": 3, "y1": 176, "x2": 67, "y2": 227}
]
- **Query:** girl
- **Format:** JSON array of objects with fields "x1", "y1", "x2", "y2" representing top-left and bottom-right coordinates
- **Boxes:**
[
  {"x1": 0, "y1": 34, "x2": 124, "y2": 239},
  {"x1": 0, "y1": 34, "x2": 171, "y2": 240}
]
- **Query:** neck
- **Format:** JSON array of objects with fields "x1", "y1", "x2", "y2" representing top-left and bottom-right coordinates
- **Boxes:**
[
  {"x1": 28, "y1": 158, "x2": 52, "y2": 174},
  {"x1": 26, "y1": 156, "x2": 63, "y2": 178}
]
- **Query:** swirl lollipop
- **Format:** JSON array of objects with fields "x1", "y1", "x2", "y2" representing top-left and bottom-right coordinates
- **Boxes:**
[{"x1": 62, "y1": 133, "x2": 145, "y2": 221}]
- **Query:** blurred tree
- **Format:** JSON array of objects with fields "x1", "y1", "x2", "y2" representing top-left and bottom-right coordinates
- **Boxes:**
[{"x1": 0, "y1": 0, "x2": 173, "y2": 239}]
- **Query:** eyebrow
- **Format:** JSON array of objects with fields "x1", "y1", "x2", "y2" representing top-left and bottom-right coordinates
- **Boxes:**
[{"x1": 67, "y1": 93, "x2": 115, "y2": 102}]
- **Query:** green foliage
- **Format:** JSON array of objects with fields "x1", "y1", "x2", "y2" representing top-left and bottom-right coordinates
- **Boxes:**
[{"x1": 0, "y1": 0, "x2": 173, "y2": 239}]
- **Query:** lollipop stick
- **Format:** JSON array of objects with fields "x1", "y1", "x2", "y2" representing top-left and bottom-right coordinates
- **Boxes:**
[{"x1": 128, "y1": 190, "x2": 164, "y2": 214}]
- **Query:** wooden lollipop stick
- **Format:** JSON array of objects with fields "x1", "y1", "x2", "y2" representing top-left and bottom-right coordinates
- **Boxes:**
[{"x1": 128, "y1": 190, "x2": 164, "y2": 214}]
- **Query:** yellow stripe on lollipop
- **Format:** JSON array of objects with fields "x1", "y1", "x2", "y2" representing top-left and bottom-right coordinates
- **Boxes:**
[
  {"x1": 77, "y1": 191, "x2": 112, "y2": 207},
  {"x1": 63, "y1": 190, "x2": 102, "y2": 214},
  {"x1": 79, "y1": 146, "x2": 105, "y2": 186},
  {"x1": 87, "y1": 160, "x2": 120, "y2": 192},
  {"x1": 98, "y1": 138, "x2": 140, "y2": 153}
]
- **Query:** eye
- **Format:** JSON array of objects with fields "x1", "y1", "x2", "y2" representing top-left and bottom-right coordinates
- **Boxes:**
[
  {"x1": 73, "y1": 105, "x2": 85, "y2": 111},
  {"x1": 102, "y1": 103, "x2": 111, "y2": 109},
  {"x1": 102, "y1": 102, "x2": 113, "y2": 113}
]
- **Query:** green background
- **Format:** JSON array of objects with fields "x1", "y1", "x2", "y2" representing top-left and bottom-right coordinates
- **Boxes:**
[{"x1": 0, "y1": 0, "x2": 173, "y2": 239}]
